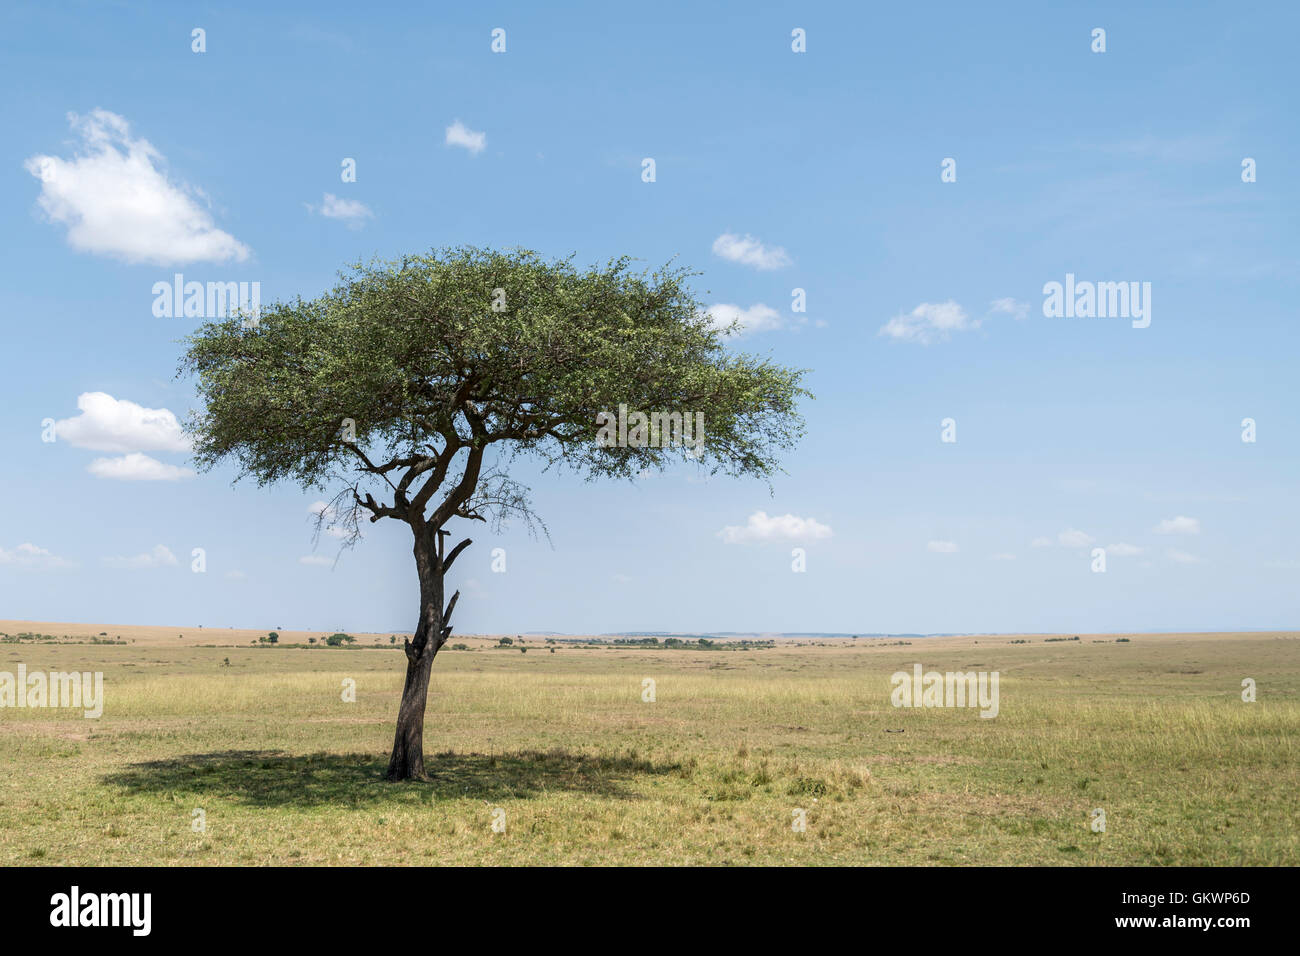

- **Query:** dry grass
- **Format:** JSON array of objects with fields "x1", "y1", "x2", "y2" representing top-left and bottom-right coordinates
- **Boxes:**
[{"x1": 0, "y1": 629, "x2": 1296, "y2": 865}]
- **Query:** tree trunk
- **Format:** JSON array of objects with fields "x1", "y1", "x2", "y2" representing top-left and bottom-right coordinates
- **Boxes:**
[{"x1": 386, "y1": 529, "x2": 445, "y2": 781}]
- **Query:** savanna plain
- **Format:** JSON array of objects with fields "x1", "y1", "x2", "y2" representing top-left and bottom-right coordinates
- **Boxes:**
[{"x1": 0, "y1": 621, "x2": 1295, "y2": 866}]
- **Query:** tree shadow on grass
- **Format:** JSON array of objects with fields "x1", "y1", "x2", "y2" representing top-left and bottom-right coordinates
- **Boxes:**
[{"x1": 101, "y1": 748, "x2": 682, "y2": 808}]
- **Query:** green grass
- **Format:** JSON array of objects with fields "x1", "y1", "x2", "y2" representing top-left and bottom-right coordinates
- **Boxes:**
[{"x1": 0, "y1": 633, "x2": 1296, "y2": 865}]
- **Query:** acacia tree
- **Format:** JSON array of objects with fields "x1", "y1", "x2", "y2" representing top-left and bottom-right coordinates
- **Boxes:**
[{"x1": 181, "y1": 247, "x2": 808, "y2": 780}]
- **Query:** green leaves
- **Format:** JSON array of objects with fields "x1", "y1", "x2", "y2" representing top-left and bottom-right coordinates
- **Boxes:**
[{"x1": 179, "y1": 246, "x2": 809, "y2": 530}]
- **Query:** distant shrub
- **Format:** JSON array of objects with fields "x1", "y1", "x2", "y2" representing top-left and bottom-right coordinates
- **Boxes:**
[
  {"x1": 498, "y1": 637, "x2": 514, "y2": 646},
  {"x1": 267, "y1": 632, "x2": 279, "y2": 644},
  {"x1": 787, "y1": 776, "x2": 830, "y2": 797},
  {"x1": 325, "y1": 633, "x2": 355, "y2": 647}
]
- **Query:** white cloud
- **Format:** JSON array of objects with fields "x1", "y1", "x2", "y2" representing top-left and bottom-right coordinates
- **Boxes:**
[
  {"x1": 103, "y1": 544, "x2": 178, "y2": 570},
  {"x1": 1057, "y1": 528, "x2": 1095, "y2": 548},
  {"x1": 705, "y1": 303, "x2": 783, "y2": 336},
  {"x1": 1106, "y1": 542, "x2": 1144, "y2": 557},
  {"x1": 711, "y1": 233, "x2": 792, "y2": 270},
  {"x1": 24, "y1": 109, "x2": 250, "y2": 265},
  {"x1": 1155, "y1": 515, "x2": 1201, "y2": 535},
  {"x1": 1166, "y1": 548, "x2": 1203, "y2": 564},
  {"x1": 878, "y1": 301, "x2": 978, "y2": 345},
  {"x1": 56, "y1": 392, "x2": 190, "y2": 453},
  {"x1": 717, "y1": 511, "x2": 832, "y2": 544},
  {"x1": 989, "y1": 297, "x2": 1030, "y2": 320},
  {"x1": 445, "y1": 120, "x2": 486, "y2": 154},
  {"x1": 927, "y1": 540, "x2": 959, "y2": 553},
  {"x1": 299, "y1": 554, "x2": 333, "y2": 566},
  {"x1": 309, "y1": 193, "x2": 373, "y2": 228},
  {"x1": 88, "y1": 453, "x2": 194, "y2": 481},
  {"x1": 0, "y1": 542, "x2": 75, "y2": 570}
]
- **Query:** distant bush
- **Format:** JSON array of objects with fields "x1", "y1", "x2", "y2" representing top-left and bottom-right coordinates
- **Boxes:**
[
  {"x1": 325, "y1": 633, "x2": 356, "y2": 647},
  {"x1": 498, "y1": 637, "x2": 514, "y2": 646}
]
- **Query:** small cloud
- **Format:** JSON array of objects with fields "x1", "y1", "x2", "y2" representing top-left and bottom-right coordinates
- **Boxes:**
[
  {"x1": 103, "y1": 544, "x2": 178, "y2": 570},
  {"x1": 25, "y1": 109, "x2": 249, "y2": 265},
  {"x1": 308, "y1": 193, "x2": 373, "y2": 228},
  {"x1": 88, "y1": 452, "x2": 194, "y2": 481},
  {"x1": 989, "y1": 297, "x2": 1029, "y2": 320},
  {"x1": 705, "y1": 303, "x2": 783, "y2": 336},
  {"x1": 711, "y1": 233, "x2": 791, "y2": 270},
  {"x1": 0, "y1": 542, "x2": 75, "y2": 570},
  {"x1": 717, "y1": 511, "x2": 832, "y2": 544},
  {"x1": 1057, "y1": 528, "x2": 1095, "y2": 549},
  {"x1": 1155, "y1": 516, "x2": 1201, "y2": 535},
  {"x1": 445, "y1": 120, "x2": 486, "y2": 155},
  {"x1": 1166, "y1": 548, "x2": 1203, "y2": 564},
  {"x1": 927, "y1": 540, "x2": 959, "y2": 553},
  {"x1": 989, "y1": 552, "x2": 1016, "y2": 561},
  {"x1": 299, "y1": 555, "x2": 333, "y2": 566},
  {"x1": 56, "y1": 392, "x2": 190, "y2": 453},
  {"x1": 878, "y1": 301, "x2": 977, "y2": 345},
  {"x1": 1106, "y1": 543, "x2": 1144, "y2": 557}
]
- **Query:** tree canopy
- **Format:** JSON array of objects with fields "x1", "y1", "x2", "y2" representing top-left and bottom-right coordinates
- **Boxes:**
[{"x1": 180, "y1": 246, "x2": 810, "y2": 540}]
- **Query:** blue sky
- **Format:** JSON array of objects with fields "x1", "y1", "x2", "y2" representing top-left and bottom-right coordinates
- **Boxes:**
[{"x1": 1, "y1": 1, "x2": 1297, "y2": 635}]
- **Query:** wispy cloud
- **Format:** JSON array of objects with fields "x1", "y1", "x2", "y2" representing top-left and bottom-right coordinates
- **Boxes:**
[
  {"x1": 718, "y1": 511, "x2": 832, "y2": 544},
  {"x1": 0, "y1": 542, "x2": 75, "y2": 571},
  {"x1": 1155, "y1": 515, "x2": 1201, "y2": 535},
  {"x1": 711, "y1": 233, "x2": 791, "y2": 270},
  {"x1": 705, "y1": 303, "x2": 783, "y2": 336},
  {"x1": 308, "y1": 193, "x2": 374, "y2": 228},
  {"x1": 103, "y1": 544, "x2": 178, "y2": 570},
  {"x1": 989, "y1": 297, "x2": 1029, "y2": 320},
  {"x1": 88, "y1": 452, "x2": 194, "y2": 481},
  {"x1": 1106, "y1": 542, "x2": 1144, "y2": 556},
  {"x1": 878, "y1": 301, "x2": 977, "y2": 345}
]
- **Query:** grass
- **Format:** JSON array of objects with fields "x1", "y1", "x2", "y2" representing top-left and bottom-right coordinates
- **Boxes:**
[{"x1": 0, "y1": 630, "x2": 1296, "y2": 865}]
